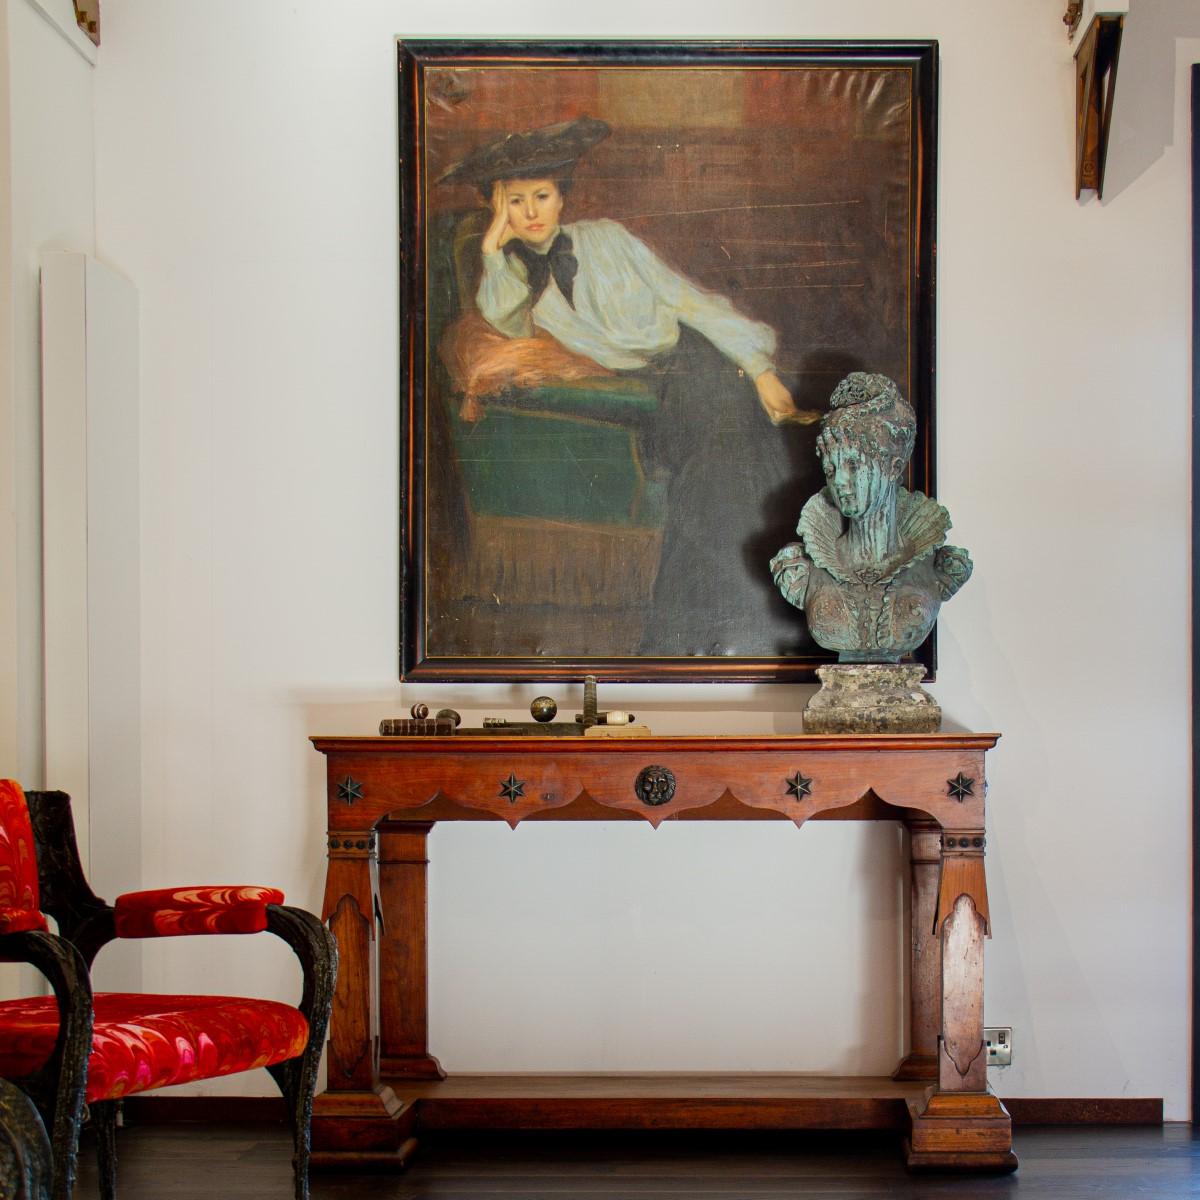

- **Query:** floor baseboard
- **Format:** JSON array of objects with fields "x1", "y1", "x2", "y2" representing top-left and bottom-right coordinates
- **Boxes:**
[{"x1": 1002, "y1": 1097, "x2": 1163, "y2": 1125}]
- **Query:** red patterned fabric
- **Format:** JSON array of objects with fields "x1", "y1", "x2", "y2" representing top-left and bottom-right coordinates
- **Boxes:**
[
  {"x1": 0, "y1": 781, "x2": 47, "y2": 935},
  {"x1": 0, "y1": 908, "x2": 48, "y2": 935},
  {"x1": 0, "y1": 993, "x2": 308, "y2": 1101},
  {"x1": 113, "y1": 886, "x2": 285, "y2": 938}
]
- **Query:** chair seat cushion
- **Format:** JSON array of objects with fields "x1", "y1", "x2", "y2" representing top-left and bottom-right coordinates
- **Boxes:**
[{"x1": 0, "y1": 993, "x2": 308, "y2": 1101}]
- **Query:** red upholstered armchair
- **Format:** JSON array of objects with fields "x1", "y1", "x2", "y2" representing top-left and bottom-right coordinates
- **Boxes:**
[{"x1": 0, "y1": 782, "x2": 336, "y2": 1200}]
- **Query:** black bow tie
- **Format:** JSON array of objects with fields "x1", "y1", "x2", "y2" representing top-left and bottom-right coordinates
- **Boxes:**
[{"x1": 504, "y1": 232, "x2": 578, "y2": 308}]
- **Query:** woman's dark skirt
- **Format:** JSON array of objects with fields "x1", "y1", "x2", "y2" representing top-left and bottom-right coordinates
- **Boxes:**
[{"x1": 629, "y1": 327, "x2": 818, "y2": 658}]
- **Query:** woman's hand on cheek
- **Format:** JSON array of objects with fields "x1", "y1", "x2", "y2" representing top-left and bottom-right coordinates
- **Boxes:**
[
  {"x1": 482, "y1": 181, "x2": 514, "y2": 254},
  {"x1": 754, "y1": 371, "x2": 821, "y2": 426}
]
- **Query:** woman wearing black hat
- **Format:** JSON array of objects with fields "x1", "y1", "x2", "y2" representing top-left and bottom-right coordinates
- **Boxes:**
[
  {"x1": 441, "y1": 117, "x2": 819, "y2": 656},
  {"x1": 452, "y1": 118, "x2": 806, "y2": 428}
]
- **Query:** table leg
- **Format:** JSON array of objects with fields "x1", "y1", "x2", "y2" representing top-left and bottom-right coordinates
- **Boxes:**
[
  {"x1": 377, "y1": 821, "x2": 445, "y2": 1080},
  {"x1": 893, "y1": 820, "x2": 941, "y2": 1081},
  {"x1": 312, "y1": 825, "x2": 413, "y2": 1166},
  {"x1": 905, "y1": 827, "x2": 1016, "y2": 1172}
]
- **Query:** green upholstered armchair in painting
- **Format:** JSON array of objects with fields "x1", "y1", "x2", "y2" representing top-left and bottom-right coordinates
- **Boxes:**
[
  {"x1": 432, "y1": 208, "x2": 668, "y2": 531},
  {"x1": 424, "y1": 210, "x2": 670, "y2": 650}
]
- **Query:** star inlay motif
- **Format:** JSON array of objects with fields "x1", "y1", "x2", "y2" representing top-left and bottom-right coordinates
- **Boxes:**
[
  {"x1": 785, "y1": 771, "x2": 814, "y2": 800},
  {"x1": 947, "y1": 773, "x2": 975, "y2": 801},
  {"x1": 499, "y1": 773, "x2": 526, "y2": 803},
  {"x1": 337, "y1": 776, "x2": 363, "y2": 805}
]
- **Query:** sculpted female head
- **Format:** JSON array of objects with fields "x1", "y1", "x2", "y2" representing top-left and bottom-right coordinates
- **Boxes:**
[{"x1": 816, "y1": 373, "x2": 916, "y2": 518}]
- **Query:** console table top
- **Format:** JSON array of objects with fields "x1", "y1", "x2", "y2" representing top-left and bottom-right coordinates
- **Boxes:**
[{"x1": 312, "y1": 732, "x2": 1000, "y2": 753}]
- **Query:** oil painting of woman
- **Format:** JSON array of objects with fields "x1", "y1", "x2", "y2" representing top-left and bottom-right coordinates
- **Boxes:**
[
  {"x1": 408, "y1": 50, "x2": 931, "y2": 676},
  {"x1": 437, "y1": 115, "x2": 819, "y2": 656}
]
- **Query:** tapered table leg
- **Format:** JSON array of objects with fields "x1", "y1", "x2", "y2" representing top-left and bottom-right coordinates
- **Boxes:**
[
  {"x1": 312, "y1": 825, "x2": 412, "y2": 1167},
  {"x1": 906, "y1": 827, "x2": 1016, "y2": 1172},
  {"x1": 894, "y1": 820, "x2": 941, "y2": 1081},
  {"x1": 377, "y1": 821, "x2": 445, "y2": 1080}
]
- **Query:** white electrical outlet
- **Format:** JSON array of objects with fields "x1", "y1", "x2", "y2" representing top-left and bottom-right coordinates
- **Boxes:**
[{"x1": 985, "y1": 1027, "x2": 1013, "y2": 1067}]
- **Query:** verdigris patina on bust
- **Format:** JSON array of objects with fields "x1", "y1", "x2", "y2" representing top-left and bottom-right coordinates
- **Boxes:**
[{"x1": 770, "y1": 372, "x2": 972, "y2": 731}]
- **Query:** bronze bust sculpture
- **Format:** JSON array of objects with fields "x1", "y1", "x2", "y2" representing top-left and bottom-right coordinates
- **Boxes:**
[{"x1": 771, "y1": 373, "x2": 971, "y2": 663}]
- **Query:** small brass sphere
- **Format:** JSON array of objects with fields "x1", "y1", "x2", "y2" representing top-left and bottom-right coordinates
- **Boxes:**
[{"x1": 530, "y1": 696, "x2": 558, "y2": 723}]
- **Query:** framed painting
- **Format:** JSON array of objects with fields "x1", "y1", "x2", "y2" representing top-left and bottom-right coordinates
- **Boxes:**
[{"x1": 399, "y1": 39, "x2": 938, "y2": 682}]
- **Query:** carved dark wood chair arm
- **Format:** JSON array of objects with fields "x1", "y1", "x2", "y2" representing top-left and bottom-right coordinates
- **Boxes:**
[
  {"x1": 265, "y1": 906, "x2": 337, "y2": 1046},
  {"x1": 0, "y1": 930, "x2": 92, "y2": 1200},
  {"x1": 264, "y1": 905, "x2": 337, "y2": 1198},
  {"x1": 61, "y1": 912, "x2": 115, "y2": 974},
  {"x1": 21, "y1": 793, "x2": 109, "y2": 970},
  {"x1": 0, "y1": 1077, "x2": 53, "y2": 1200}
]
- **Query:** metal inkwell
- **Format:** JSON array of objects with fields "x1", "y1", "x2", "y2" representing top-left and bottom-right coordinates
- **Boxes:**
[{"x1": 380, "y1": 677, "x2": 650, "y2": 737}]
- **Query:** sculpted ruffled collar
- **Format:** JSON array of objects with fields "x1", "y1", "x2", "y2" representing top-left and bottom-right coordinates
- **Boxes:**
[{"x1": 798, "y1": 486, "x2": 952, "y2": 586}]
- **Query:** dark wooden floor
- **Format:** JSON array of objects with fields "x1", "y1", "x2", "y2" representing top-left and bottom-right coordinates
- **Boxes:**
[{"x1": 70, "y1": 1123, "x2": 1200, "y2": 1199}]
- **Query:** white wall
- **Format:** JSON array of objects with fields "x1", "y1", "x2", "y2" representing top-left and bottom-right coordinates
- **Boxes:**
[
  {"x1": 0, "y1": 0, "x2": 95, "y2": 787},
  {"x1": 89, "y1": 0, "x2": 1195, "y2": 1114},
  {"x1": 0, "y1": 0, "x2": 96, "y2": 1001}
]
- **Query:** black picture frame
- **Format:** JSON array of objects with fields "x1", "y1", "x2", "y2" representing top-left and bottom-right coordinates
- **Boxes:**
[{"x1": 399, "y1": 39, "x2": 939, "y2": 682}]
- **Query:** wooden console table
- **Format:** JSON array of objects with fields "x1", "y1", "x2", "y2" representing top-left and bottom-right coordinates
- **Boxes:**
[{"x1": 310, "y1": 733, "x2": 1015, "y2": 1173}]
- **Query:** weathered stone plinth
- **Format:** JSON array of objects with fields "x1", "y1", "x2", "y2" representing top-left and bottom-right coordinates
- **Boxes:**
[{"x1": 803, "y1": 663, "x2": 941, "y2": 733}]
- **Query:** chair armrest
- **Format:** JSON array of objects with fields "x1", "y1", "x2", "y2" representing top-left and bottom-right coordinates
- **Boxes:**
[
  {"x1": 265, "y1": 905, "x2": 337, "y2": 1037},
  {"x1": 0, "y1": 929, "x2": 93, "y2": 1200},
  {"x1": 0, "y1": 907, "x2": 48, "y2": 935},
  {"x1": 262, "y1": 905, "x2": 337, "y2": 1116},
  {"x1": 113, "y1": 886, "x2": 285, "y2": 938}
]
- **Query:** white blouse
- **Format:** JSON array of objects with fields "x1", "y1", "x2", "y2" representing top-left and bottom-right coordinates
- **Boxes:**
[{"x1": 477, "y1": 219, "x2": 777, "y2": 379}]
